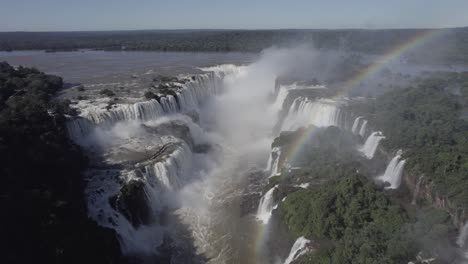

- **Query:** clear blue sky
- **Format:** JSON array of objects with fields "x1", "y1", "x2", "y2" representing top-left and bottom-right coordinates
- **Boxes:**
[{"x1": 1, "y1": 0, "x2": 467, "y2": 31}]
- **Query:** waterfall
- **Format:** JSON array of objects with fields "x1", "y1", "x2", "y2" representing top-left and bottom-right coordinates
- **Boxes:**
[
  {"x1": 457, "y1": 222, "x2": 468, "y2": 259},
  {"x1": 281, "y1": 97, "x2": 343, "y2": 131},
  {"x1": 66, "y1": 117, "x2": 94, "y2": 142},
  {"x1": 351, "y1": 116, "x2": 363, "y2": 135},
  {"x1": 86, "y1": 169, "x2": 165, "y2": 255},
  {"x1": 377, "y1": 150, "x2": 406, "y2": 189},
  {"x1": 358, "y1": 120, "x2": 368, "y2": 137},
  {"x1": 257, "y1": 185, "x2": 278, "y2": 224},
  {"x1": 266, "y1": 147, "x2": 281, "y2": 177},
  {"x1": 141, "y1": 142, "x2": 193, "y2": 191},
  {"x1": 284, "y1": 237, "x2": 311, "y2": 264},
  {"x1": 67, "y1": 71, "x2": 224, "y2": 140},
  {"x1": 76, "y1": 67, "x2": 236, "y2": 255},
  {"x1": 159, "y1": 95, "x2": 179, "y2": 113},
  {"x1": 359, "y1": 131, "x2": 385, "y2": 159},
  {"x1": 458, "y1": 223, "x2": 468, "y2": 249},
  {"x1": 272, "y1": 86, "x2": 289, "y2": 111}
]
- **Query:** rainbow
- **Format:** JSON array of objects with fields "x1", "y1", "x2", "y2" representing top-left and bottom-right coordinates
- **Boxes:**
[
  {"x1": 253, "y1": 28, "x2": 451, "y2": 260},
  {"x1": 339, "y1": 28, "x2": 449, "y2": 96},
  {"x1": 283, "y1": 27, "x2": 449, "y2": 164}
]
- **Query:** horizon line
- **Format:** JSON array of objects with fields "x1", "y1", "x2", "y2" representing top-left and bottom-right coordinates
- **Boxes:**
[{"x1": 1, "y1": 25, "x2": 467, "y2": 34}]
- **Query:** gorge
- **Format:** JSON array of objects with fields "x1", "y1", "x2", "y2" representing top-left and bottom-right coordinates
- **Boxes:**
[{"x1": 2, "y1": 46, "x2": 468, "y2": 264}]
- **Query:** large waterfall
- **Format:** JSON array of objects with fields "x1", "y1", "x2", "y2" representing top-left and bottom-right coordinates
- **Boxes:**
[
  {"x1": 67, "y1": 49, "x2": 410, "y2": 263},
  {"x1": 377, "y1": 150, "x2": 406, "y2": 189},
  {"x1": 281, "y1": 97, "x2": 343, "y2": 131},
  {"x1": 257, "y1": 186, "x2": 278, "y2": 224},
  {"x1": 65, "y1": 67, "x2": 230, "y2": 256},
  {"x1": 284, "y1": 237, "x2": 312, "y2": 264},
  {"x1": 359, "y1": 131, "x2": 385, "y2": 159},
  {"x1": 67, "y1": 71, "x2": 225, "y2": 141}
]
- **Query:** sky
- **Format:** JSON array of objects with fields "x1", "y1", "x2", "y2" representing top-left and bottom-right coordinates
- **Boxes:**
[{"x1": 1, "y1": 0, "x2": 468, "y2": 31}]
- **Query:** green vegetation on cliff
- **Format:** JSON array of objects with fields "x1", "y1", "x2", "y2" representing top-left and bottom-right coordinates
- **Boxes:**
[
  {"x1": 273, "y1": 125, "x2": 456, "y2": 263},
  {"x1": 354, "y1": 74, "x2": 468, "y2": 205},
  {"x1": 0, "y1": 62, "x2": 122, "y2": 263},
  {"x1": 281, "y1": 175, "x2": 413, "y2": 264}
]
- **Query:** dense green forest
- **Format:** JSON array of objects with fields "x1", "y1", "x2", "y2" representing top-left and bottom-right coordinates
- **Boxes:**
[
  {"x1": 350, "y1": 73, "x2": 468, "y2": 206},
  {"x1": 0, "y1": 62, "x2": 122, "y2": 263},
  {"x1": 272, "y1": 127, "x2": 457, "y2": 263},
  {"x1": 1, "y1": 28, "x2": 468, "y2": 63}
]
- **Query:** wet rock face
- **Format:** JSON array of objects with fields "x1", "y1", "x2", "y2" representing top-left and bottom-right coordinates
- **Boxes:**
[
  {"x1": 109, "y1": 180, "x2": 153, "y2": 227},
  {"x1": 193, "y1": 143, "x2": 211, "y2": 153},
  {"x1": 403, "y1": 170, "x2": 468, "y2": 229},
  {"x1": 240, "y1": 171, "x2": 268, "y2": 216},
  {"x1": 142, "y1": 121, "x2": 194, "y2": 147}
]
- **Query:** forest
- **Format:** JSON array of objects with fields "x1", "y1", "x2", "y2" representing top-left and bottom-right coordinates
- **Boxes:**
[
  {"x1": 1, "y1": 28, "x2": 468, "y2": 64},
  {"x1": 351, "y1": 73, "x2": 468, "y2": 206},
  {"x1": 274, "y1": 126, "x2": 457, "y2": 263},
  {"x1": 0, "y1": 62, "x2": 123, "y2": 263}
]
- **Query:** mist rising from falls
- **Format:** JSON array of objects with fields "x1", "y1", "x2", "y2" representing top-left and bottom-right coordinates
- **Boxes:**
[
  {"x1": 359, "y1": 131, "x2": 385, "y2": 159},
  {"x1": 174, "y1": 46, "x2": 321, "y2": 263},
  {"x1": 67, "y1": 46, "x2": 332, "y2": 262},
  {"x1": 67, "y1": 69, "x2": 226, "y2": 256},
  {"x1": 281, "y1": 97, "x2": 343, "y2": 131},
  {"x1": 257, "y1": 186, "x2": 278, "y2": 224},
  {"x1": 378, "y1": 150, "x2": 406, "y2": 189},
  {"x1": 284, "y1": 237, "x2": 311, "y2": 264}
]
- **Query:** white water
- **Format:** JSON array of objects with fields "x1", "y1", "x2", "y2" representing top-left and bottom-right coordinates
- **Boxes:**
[
  {"x1": 266, "y1": 147, "x2": 282, "y2": 177},
  {"x1": 86, "y1": 169, "x2": 165, "y2": 254},
  {"x1": 359, "y1": 131, "x2": 385, "y2": 159},
  {"x1": 281, "y1": 97, "x2": 343, "y2": 131},
  {"x1": 67, "y1": 71, "x2": 225, "y2": 141},
  {"x1": 273, "y1": 86, "x2": 290, "y2": 111},
  {"x1": 378, "y1": 150, "x2": 406, "y2": 189},
  {"x1": 141, "y1": 142, "x2": 193, "y2": 191},
  {"x1": 457, "y1": 222, "x2": 468, "y2": 259},
  {"x1": 66, "y1": 70, "x2": 227, "y2": 255},
  {"x1": 257, "y1": 185, "x2": 278, "y2": 224},
  {"x1": 457, "y1": 222, "x2": 468, "y2": 248},
  {"x1": 284, "y1": 237, "x2": 311, "y2": 264},
  {"x1": 358, "y1": 119, "x2": 368, "y2": 137},
  {"x1": 70, "y1": 47, "x2": 342, "y2": 262},
  {"x1": 351, "y1": 116, "x2": 363, "y2": 135}
]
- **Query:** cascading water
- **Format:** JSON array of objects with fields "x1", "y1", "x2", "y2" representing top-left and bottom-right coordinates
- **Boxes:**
[
  {"x1": 266, "y1": 147, "x2": 281, "y2": 177},
  {"x1": 257, "y1": 185, "x2": 278, "y2": 224},
  {"x1": 281, "y1": 97, "x2": 343, "y2": 131},
  {"x1": 359, "y1": 131, "x2": 385, "y2": 159},
  {"x1": 284, "y1": 237, "x2": 311, "y2": 264},
  {"x1": 351, "y1": 116, "x2": 363, "y2": 135},
  {"x1": 457, "y1": 222, "x2": 468, "y2": 258},
  {"x1": 67, "y1": 71, "x2": 225, "y2": 141},
  {"x1": 273, "y1": 86, "x2": 290, "y2": 111},
  {"x1": 69, "y1": 47, "x2": 354, "y2": 263},
  {"x1": 140, "y1": 142, "x2": 193, "y2": 191},
  {"x1": 65, "y1": 68, "x2": 227, "y2": 257},
  {"x1": 358, "y1": 119, "x2": 368, "y2": 137},
  {"x1": 377, "y1": 150, "x2": 406, "y2": 189}
]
